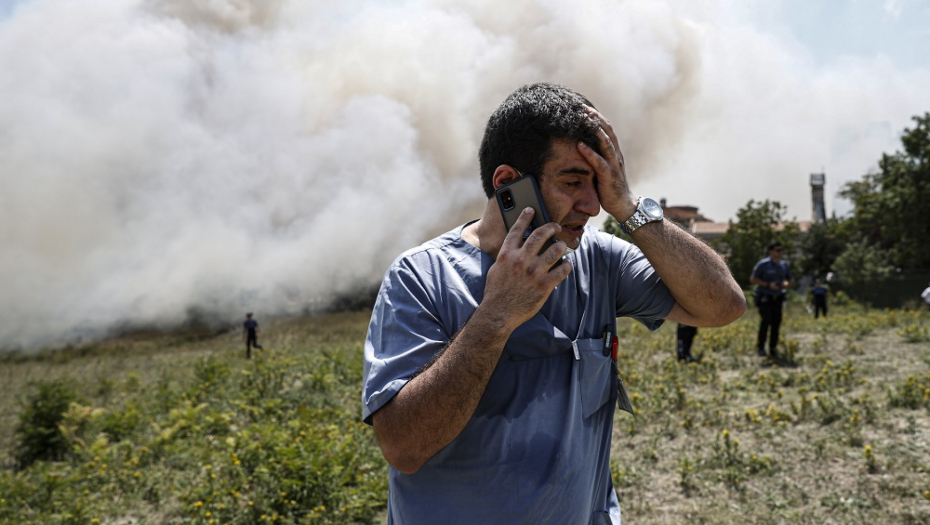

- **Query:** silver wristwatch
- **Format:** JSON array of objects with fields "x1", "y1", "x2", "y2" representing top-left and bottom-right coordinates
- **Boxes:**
[{"x1": 619, "y1": 197, "x2": 664, "y2": 235}]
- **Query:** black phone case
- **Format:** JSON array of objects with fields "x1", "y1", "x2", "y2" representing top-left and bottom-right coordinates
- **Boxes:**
[{"x1": 495, "y1": 175, "x2": 560, "y2": 260}]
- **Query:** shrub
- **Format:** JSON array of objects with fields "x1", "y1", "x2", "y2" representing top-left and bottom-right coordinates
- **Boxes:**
[
  {"x1": 898, "y1": 322, "x2": 930, "y2": 343},
  {"x1": 834, "y1": 290, "x2": 851, "y2": 306},
  {"x1": 13, "y1": 381, "x2": 81, "y2": 469},
  {"x1": 887, "y1": 374, "x2": 930, "y2": 410},
  {"x1": 99, "y1": 405, "x2": 144, "y2": 442}
]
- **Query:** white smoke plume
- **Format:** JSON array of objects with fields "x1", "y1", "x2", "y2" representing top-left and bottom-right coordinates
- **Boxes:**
[{"x1": 1, "y1": 0, "x2": 928, "y2": 350}]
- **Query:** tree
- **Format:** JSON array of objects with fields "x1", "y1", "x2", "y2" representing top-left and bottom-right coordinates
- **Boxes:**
[
  {"x1": 715, "y1": 200, "x2": 800, "y2": 289},
  {"x1": 797, "y1": 216, "x2": 851, "y2": 278},
  {"x1": 832, "y1": 239, "x2": 894, "y2": 302},
  {"x1": 839, "y1": 113, "x2": 930, "y2": 270},
  {"x1": 14, "y1": 381, "x2": 80, "y2": 469},
  {"x1": 602, "y1": 215, "x2": 631, "y2": 241}
]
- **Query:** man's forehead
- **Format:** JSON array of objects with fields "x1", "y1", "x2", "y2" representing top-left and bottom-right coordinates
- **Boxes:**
[{"x1": 543, "y1": 138, "x2": 594, "y2": 176}]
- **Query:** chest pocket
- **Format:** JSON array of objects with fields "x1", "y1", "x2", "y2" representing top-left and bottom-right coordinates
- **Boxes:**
[
  {"x1": 575, "y1": 338, "x2": 614, "y2": 420},
  {"x1": 503, "y1": 313, "x2": 573, "y2": 361}
]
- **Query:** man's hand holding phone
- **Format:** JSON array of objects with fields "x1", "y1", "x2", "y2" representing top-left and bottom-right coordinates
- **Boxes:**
[
  {"x1": 495, "y1": 174, "x2": 563, "y2": 260},
  {"x1": 482, "y1": 208, "x2": 573, "y2": 332}
]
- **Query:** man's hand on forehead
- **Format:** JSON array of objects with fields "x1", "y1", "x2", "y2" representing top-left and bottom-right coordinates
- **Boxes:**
[{"x1": 577, "y1": 106, "x2": 637, "y2": 221}]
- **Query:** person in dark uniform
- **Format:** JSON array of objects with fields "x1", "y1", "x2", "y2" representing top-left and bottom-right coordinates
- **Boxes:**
[
  {"x1": 676, "y1": 323, "x2": 698, "y2": 363},
  {"x1": 750, "y1": 241, "x2": 793, "y2": 358},
  {"x1": 807, "y1": 278, "x2": 831, "y2": 319},
  {"x1": 242, "y1": 312, "x2": 262, "y2": 359}
]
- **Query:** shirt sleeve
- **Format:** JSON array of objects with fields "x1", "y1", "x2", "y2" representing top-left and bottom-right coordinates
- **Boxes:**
[
  {"x1": 751, "y1": 260, "x2": 765, "y2": 280},
  {"x1": 362, "y1": 257, "x2": 450, "y2": 424},
  {"x1": 784, "y1": 262, "x2": 793, "y2": 280},
  {"x1": 603, "y1": 234, "x2": 675, "y2": 330}
]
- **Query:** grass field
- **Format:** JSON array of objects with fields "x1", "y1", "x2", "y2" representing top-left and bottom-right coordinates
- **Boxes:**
[{"x1": 1, "y1": 300, "x2": 929, "y2": 524}]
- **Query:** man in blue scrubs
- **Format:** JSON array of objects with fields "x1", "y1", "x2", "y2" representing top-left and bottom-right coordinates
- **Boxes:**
[{"x1": 362, "y1": 83, "x2": 746, "y2": 524}]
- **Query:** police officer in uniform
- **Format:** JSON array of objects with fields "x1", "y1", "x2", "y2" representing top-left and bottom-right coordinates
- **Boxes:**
[{"x1": 750, "y1": 242, "x2": 793, "y2": 358}]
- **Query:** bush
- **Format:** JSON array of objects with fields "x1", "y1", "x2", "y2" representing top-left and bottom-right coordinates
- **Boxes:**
[
  {"x1": 833, "y1": 290, "x2": 850, "y2": 306},
  {"x1": 99, "y1": 404, "x2": 144, "y2": 442},
  {"x1": 13, "y1": 381, "x2": 80, "y2": 469}
]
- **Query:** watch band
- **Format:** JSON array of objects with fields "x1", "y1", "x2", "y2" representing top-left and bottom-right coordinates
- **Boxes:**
[
  {"x1": 620, "y1": 197, "x2": 662, "y2": 235},
  {"x1": 620, "y1": 198, "x2": 647, "y2": 235}
]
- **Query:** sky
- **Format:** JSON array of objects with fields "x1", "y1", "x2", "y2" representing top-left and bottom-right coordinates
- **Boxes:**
[
  {"x1": 1, "y1": 0, "x2": 929, "y2": 349},
  {"x1": 624, "y1": 0, "x2": 930, "y2": 222}
]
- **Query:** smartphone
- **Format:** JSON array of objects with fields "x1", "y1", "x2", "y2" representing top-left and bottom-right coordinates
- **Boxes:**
[{"x1": 495, "y1": 174, "x2": 562, "y2": 264}]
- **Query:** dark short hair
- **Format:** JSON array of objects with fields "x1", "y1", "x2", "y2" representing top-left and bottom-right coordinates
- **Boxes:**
[
  {"x1": 478, "y1": 83, "x2": 603, "y2": 198},
  {"x1": 767, "y1": 241, "x2": 783, "y2": 252}
]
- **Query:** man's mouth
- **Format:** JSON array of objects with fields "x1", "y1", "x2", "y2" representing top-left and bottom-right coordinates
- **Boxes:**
[{"x1": 562, "y1": 223, "x2": 586, "y2": 237}]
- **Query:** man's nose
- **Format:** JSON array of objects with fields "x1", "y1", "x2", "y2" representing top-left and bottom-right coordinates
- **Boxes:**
[{"x1": 575, "y1": 184, "x2": 601, "y2": 217}]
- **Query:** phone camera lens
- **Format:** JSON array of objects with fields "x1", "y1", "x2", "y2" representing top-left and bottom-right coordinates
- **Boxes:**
[{"x1": 501, "y1": 190, "x2": 515, "y2": 210}]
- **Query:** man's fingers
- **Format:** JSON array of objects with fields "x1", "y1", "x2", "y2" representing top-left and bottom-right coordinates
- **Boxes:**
[
  {"x1": 578, "y1": 140, "x2": 614, "y2": 180},
  {"x1": 593, "y1": 126, "x2": 622, "y2": 170},
  {"x1": 521, "y1": 222, "x2": 562, "y2": 254},
  {"x1": 503, "y1": 207, "x2": 536, "y2": 248},
  {"x1": 585, "y1": 106, "x2": 621, "y2": 153},
  {"x1": 540, "y1": 240, "x2": 570, "y2": 268},
  {"x1": 547, "y1": 256, "x2": 573, "y2": 283},
  {"x1": 584, "y1": 105, "x2": 625, "y2": 167}
]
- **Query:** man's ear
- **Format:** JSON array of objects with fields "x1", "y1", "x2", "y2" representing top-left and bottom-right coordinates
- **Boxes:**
[{"x1": 491, "y1": 165, "x2": 521, "y2": 190}]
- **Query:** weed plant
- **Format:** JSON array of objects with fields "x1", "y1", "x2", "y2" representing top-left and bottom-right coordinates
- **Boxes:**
[
  {"x1": 0, "y1": 313, "x2": 386, "y2": 525},
  {"x1": 1, "y1": 303, "x2": 929, "y2": 524}
]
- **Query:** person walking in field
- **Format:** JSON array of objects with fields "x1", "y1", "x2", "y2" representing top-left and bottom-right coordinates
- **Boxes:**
[
  {"x1": 807, "y1": 278, "x2": 832, "y2": 319},
  {"x1": 242, "y1": 312, "x2": 262, "y2": 359},
  {"x1": 750, "y1": 241, "x2": 793, "y2": 358}
]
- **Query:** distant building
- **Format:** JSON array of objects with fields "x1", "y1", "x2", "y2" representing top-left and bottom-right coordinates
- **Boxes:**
[
  {"x1": 810, "y1": 173, "x2": 826, "y2": 223},
  {"x1": 659, "y1": 197, "x2": 811, "y2": 244},
  {"x1": 661, "y1": 197, "x2": 712, "y2": 229},
  {"x1": 692, "y1": 221, "x2": 730, "y2": 242},
  {"x1": 659, "y1": 198, "x2": 725, "y2": 241}
]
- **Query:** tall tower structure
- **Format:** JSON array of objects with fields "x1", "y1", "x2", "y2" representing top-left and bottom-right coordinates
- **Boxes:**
[{"x1": 810, "y1": 173, "x2": 826, "y2": 223}]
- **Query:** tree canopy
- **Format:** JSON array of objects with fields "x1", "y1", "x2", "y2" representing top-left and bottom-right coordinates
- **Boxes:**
[
  {"x1": 839, "y1": 112, "x2": 930, "y2": 270},
  {"x1": 715, "y1": 200, "x2": 799, "y2": 288},
  {"x1": 796, "y1": 217, "x2": 850, "y2": 279},
  {"x1": 596, "y1": 112, "x2": 929, "y2": 303}
]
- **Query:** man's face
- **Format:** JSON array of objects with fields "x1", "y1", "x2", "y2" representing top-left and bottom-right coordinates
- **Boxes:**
[
  {"x1": 769, "y1": 246, "x2": 783, "y2": 261},
  {"x1": 536, "y1": 138, "x2": 601, "y2": 249}
]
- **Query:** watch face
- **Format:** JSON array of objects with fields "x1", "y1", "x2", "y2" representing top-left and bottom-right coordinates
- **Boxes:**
[{"x1": 641, "y1": 198, "x2": 663, "y2": 219}]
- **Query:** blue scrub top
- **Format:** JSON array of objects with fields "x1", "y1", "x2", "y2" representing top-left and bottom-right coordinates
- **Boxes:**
[{"x1": 363, "y1": 222, "x2": 675, "y2": 525}]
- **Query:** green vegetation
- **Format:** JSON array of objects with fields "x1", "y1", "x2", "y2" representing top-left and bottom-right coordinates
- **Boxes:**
[
  {"x1": 674, "y1": 113, "x2": 930, "y2": 306},
  {"x1": 612, "y1": 300, "x2": 930, "y2": 523},
  {"x1": 0, "y1": 314, "x2": 386, "y2": 525},
  {"x1": 13, "y1": 380, "x2": 82, "y2": 469},
  {"x1": 839, "y1": 112, "x2": 930, "y2": 271},
  {"x1": 715, "y1": 199, "x2": 800, "y2": 288},
  {"x1": 1, "y1": 303, "x2": 929, "y2": 524}
]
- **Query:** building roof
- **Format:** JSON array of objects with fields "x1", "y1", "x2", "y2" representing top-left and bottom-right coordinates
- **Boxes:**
[
  {"x1": 663, "y1": 205, "x2": 711, "y2": 224},
  {"x1": 658, "y1": 198, "x2": 812, "y2": 240},
  {"x1": 691, "y1": 220, "x2": 812, "y2": 238},
  {"x1": 692, "y1": 222, "x2": 730, "y2": 235}
]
